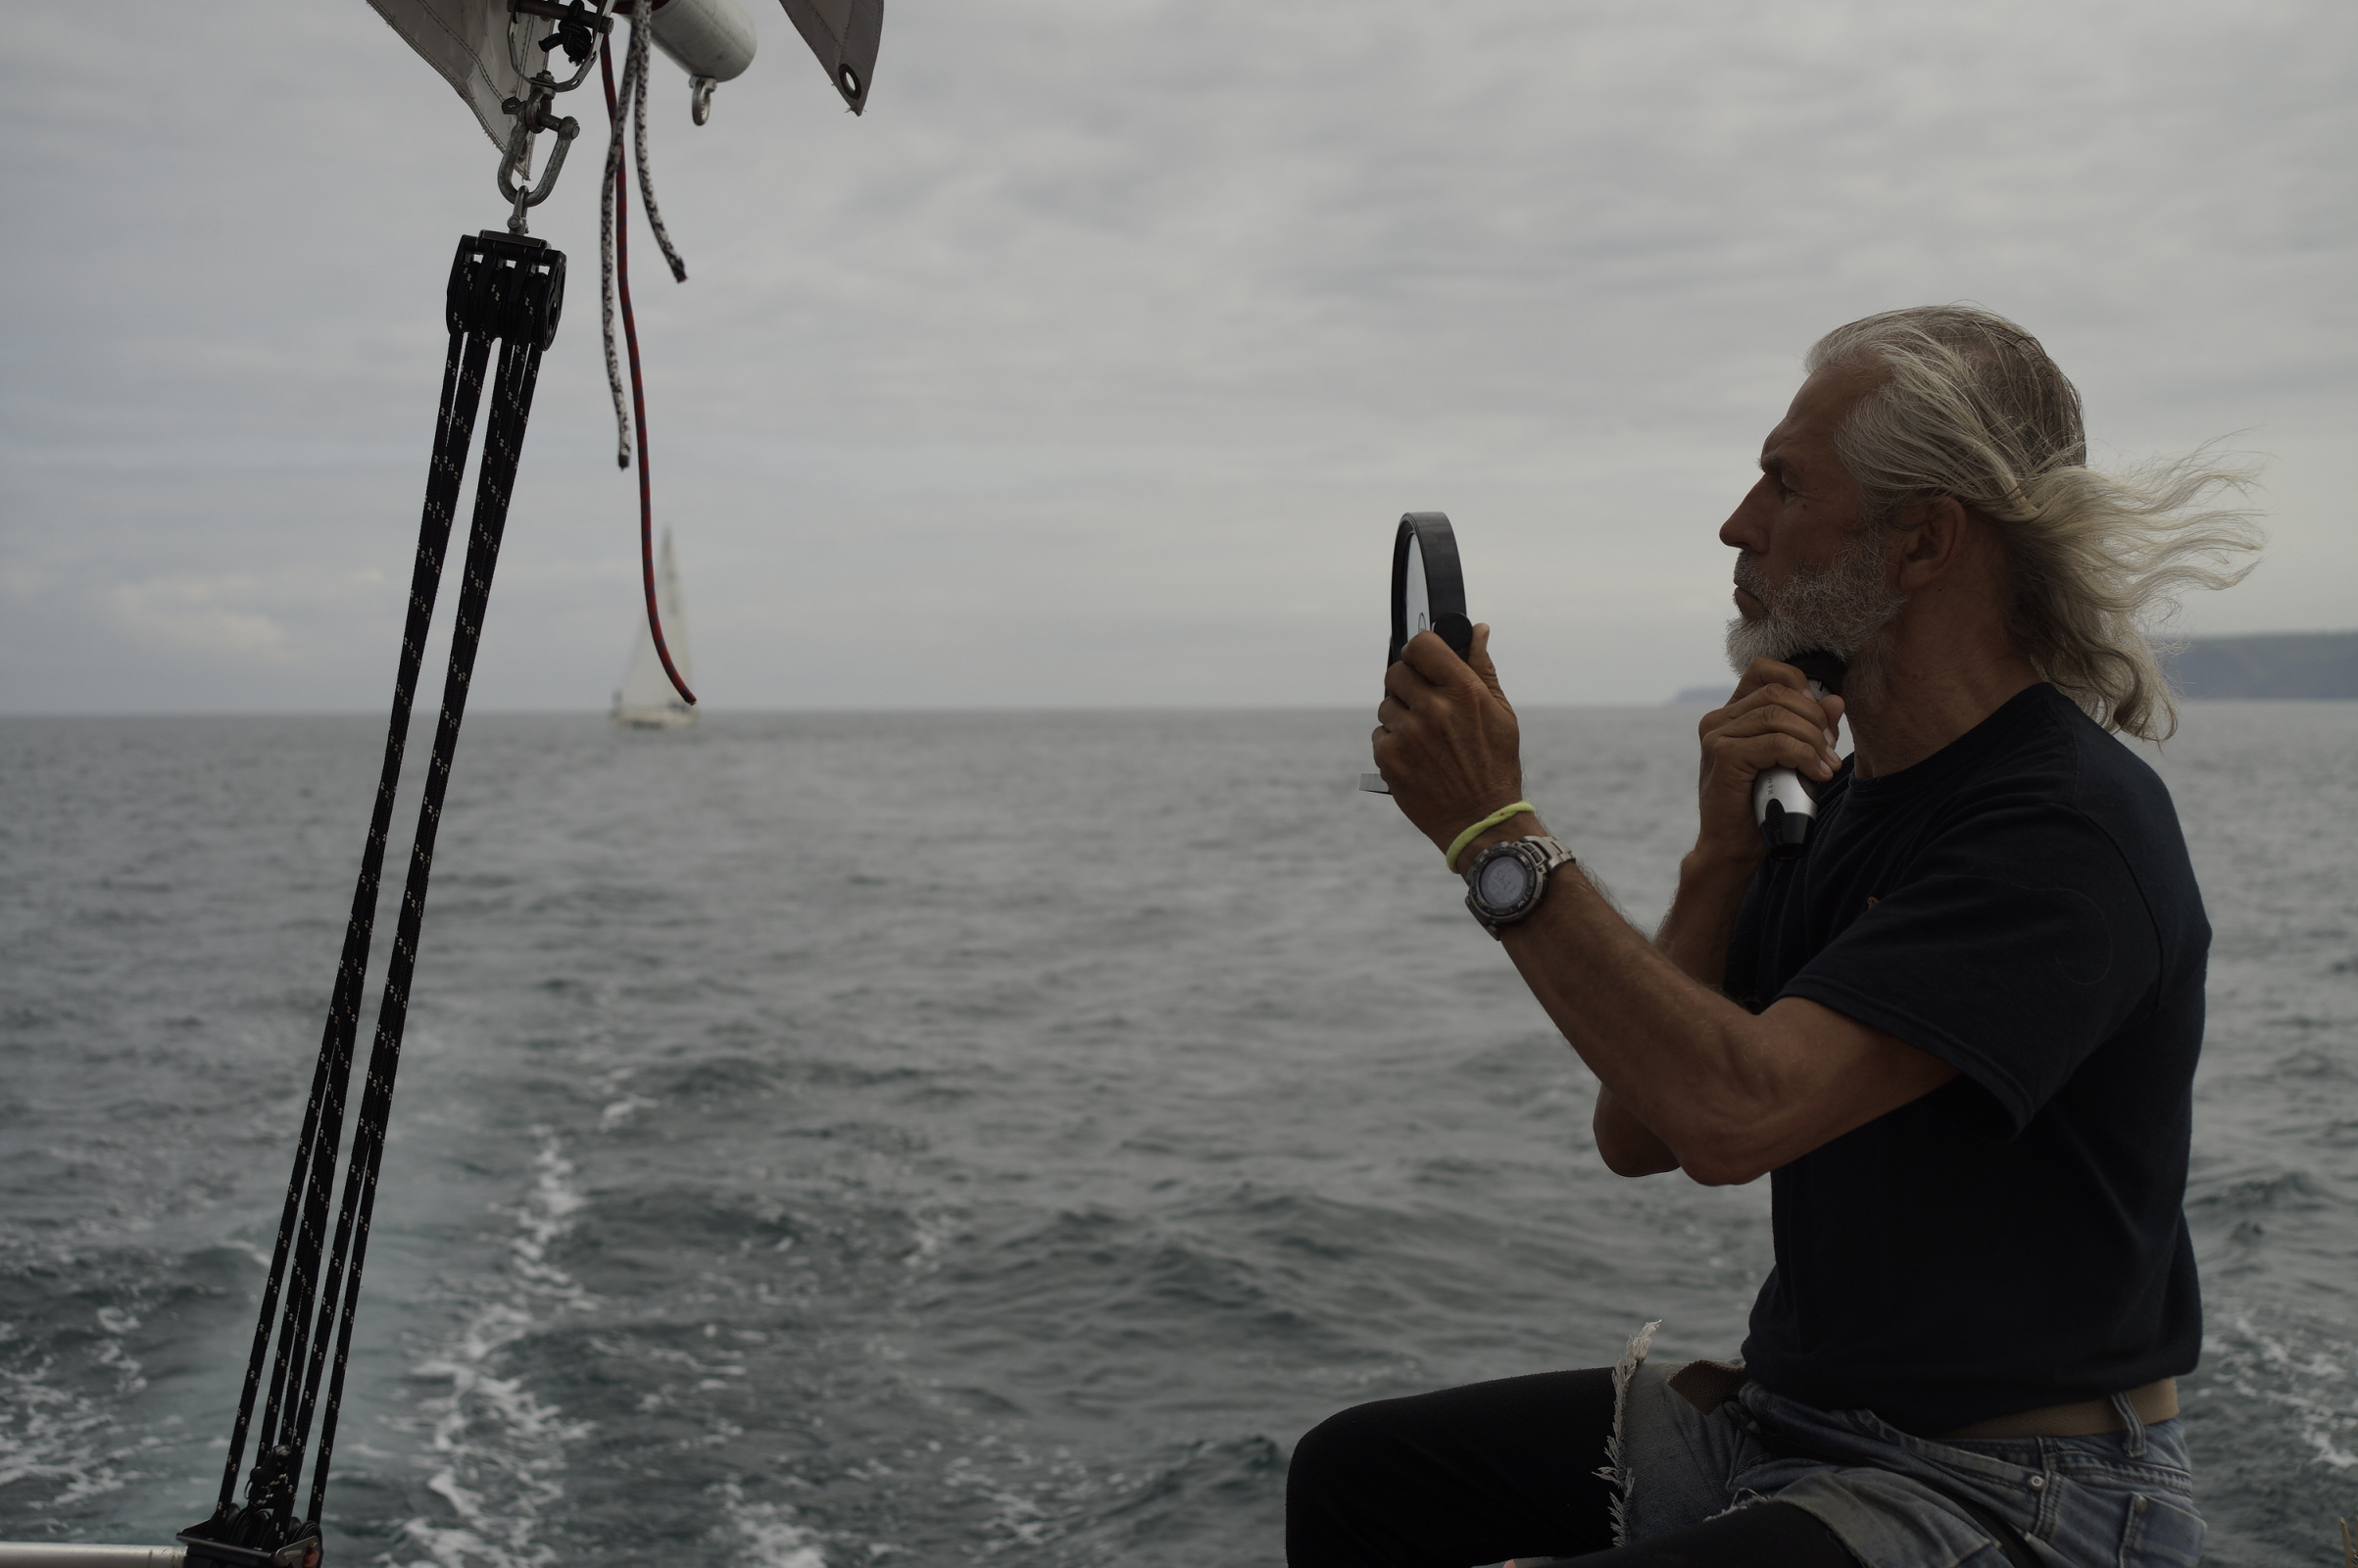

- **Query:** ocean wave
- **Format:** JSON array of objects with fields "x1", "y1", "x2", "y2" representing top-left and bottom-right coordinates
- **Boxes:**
[
  {"x1": 716, "y1": 1480, "x2": 828, "y2": 1568},
  {"x1": 2200, "y1": 1311, "x2": 2358, "y2": 1473},
  {"x1": 7, "y1": 708, "x2": 2354, "y2": 1564},
  {"x1": 390, "y1": 1133, "x2": 595, "y2": 1568},
  {"x1": 0, "y1": 1304, "x2": 166, "y2": 1516}
]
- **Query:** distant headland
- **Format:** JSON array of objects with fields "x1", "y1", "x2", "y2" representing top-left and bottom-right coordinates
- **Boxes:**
[
  {"x1": 1667, "y1": 630, "x2": 2358, "y2": 706},
  {"x1": 2158, "y1": 630, "x2": 2358, "y2": 700}
]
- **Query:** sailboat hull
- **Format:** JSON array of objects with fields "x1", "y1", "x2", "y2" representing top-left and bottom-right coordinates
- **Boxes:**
[{"x1": 613, "y1": 705, "x2": 696, "y2": 729}]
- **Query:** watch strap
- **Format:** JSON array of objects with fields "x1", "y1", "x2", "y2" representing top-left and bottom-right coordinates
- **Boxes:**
[{"x1": 1521, "y1": 835, "x2": 1577, "y2": 874}]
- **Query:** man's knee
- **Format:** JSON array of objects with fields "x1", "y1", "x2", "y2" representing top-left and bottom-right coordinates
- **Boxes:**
[{"x1": 1288, "y1": 1396, "x2": 1411, "y2": 1503}]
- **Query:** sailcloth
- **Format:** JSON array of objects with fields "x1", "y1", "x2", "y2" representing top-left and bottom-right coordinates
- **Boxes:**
[
  {"x1": 368, "y1": 0, "x2": 881, "y2": 138},
  {"x1": 614, "y1": 529, "x2": 697, "y2": 727},
  {"x1": 367, "y1": 0, "x2": 536, "y2": 147}
]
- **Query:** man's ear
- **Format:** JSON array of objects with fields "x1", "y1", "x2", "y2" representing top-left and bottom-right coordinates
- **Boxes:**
[{"x1": 1892, "y1": 496, "x2": 1972, "y2": 592}]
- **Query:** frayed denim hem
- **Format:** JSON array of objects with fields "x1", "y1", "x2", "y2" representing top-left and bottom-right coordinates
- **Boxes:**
[{"x1": 1592, "y1": 1318, "x2": 1660, "y2": 1549}]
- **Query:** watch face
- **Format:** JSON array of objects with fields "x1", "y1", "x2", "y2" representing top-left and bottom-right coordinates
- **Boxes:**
[{"x1": 1474, "y1": 851, "x2": 1533, "y2": 914}]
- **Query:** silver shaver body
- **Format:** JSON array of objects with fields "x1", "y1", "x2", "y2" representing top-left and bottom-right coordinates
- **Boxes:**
[{"x1": 1749, "y1": 652, "x2": 1848, "y2": 861}]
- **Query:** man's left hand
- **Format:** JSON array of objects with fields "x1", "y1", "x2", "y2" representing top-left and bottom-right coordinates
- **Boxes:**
[{"x1": 1370, "y1": 623, "x2": 1526, "y2": 857}]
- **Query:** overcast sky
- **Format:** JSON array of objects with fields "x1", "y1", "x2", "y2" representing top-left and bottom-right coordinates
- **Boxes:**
[{"x1": 3, "y1": 0, "x2": 2351, "y2": 712}]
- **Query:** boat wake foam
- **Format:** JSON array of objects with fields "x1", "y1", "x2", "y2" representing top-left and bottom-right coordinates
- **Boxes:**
[{"x1": 394, "y1": 1132, "x2": 595, "y2": 1568}]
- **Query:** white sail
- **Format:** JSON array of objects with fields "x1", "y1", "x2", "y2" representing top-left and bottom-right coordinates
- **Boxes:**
[{"x1": 613, "y1": 529, "x2": 697, "y2": 728}]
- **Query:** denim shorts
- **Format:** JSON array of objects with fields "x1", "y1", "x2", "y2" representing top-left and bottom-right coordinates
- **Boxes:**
[{"x1": 1604, "y1": 1325, "x2": 2204, "y2": 1568}]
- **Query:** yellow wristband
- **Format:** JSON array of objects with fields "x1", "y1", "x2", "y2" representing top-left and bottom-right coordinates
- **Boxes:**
[{"x1": 1444, "y1": 801, "x2": 1538, "y2": 873}]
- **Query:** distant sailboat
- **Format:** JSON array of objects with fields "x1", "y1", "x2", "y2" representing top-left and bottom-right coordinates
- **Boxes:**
[{"x1": 613, "y1": 527, "x2": 697, "y2": 728}]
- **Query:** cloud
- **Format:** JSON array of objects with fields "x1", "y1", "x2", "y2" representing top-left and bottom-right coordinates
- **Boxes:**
[
  {"x1": 106, "y1": 576, "x2": 297, "y2": 659},
  {"x1": 1, "y1": 0, "x2": 2352, "y2": 711}
]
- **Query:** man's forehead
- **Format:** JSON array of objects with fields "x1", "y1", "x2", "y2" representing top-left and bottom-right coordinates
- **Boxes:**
[
  {"x1": 1758, "y1": 412, "x2": 1813, "y2": 471},
  {"x1": 1762, "y1": 365, "x2": 1872, "y2": 463}
]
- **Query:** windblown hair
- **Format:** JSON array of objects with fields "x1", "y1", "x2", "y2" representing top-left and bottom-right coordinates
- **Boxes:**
[{"x1": 1805, "y1": 305, "x2": 2263, "y2": 741}]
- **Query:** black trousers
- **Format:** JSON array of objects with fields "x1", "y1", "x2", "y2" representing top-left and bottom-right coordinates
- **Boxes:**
[{"x1": 1286, "y1": 1369, "x2": 1860, "y2": 1568}]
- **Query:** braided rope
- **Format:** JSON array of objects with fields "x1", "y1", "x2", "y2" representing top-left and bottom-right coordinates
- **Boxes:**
[
  {"x1": 304, "y1": 318, "x2": 548, "y2": 1522},
  {"x1": 600, "y1": 41, "x2": 631, "y2": 467},
  {"x1": 599, "y1": 17, "x2": 689, "y2": 469},
  {"x1": 214, "y1": 309, "x2": 490, "y2": 1521},
  {"x1": 597, "y1": 24, "x2": 696, "y2": 709},
  {"x1": 629, "y1": 14, "x2": 687, "y2": 285},
  {"x1": 198, "y1": 237, "x2": 558, "y2": 1557}
]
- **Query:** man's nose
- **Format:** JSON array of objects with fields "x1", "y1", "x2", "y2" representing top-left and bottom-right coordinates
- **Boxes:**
[{"x1": 1719, "y1": 475, "x2": 1774, "y2": 553}]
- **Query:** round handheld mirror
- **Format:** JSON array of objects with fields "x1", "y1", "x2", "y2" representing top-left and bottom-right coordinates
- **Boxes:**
[
  {"x1": 1389, "y1": 512, "x2": 1472, "y2": 666},
  {"x1": 1363, "y1": 512, "x2": 1473, "y2": 794}
]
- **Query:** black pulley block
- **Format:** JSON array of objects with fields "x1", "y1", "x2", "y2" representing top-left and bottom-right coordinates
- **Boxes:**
[{"x1": 445, "y1": 230, "x2": 567, "y2": 350}]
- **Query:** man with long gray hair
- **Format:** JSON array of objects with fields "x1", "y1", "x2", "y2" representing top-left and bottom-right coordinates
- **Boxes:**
[{"x1": 1297, "y1": 306, "x2": 2261, "y2": 1568}]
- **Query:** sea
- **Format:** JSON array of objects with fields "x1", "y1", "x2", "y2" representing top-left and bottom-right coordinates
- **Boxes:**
[{"x1": 2, "y1": 703, "x2": 2353, "y2": 1566}]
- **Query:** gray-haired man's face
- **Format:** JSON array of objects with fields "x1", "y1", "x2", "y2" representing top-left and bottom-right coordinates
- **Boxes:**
[{"x1": 1718, "y1": 365, "x2": 1903, "y2": 671}]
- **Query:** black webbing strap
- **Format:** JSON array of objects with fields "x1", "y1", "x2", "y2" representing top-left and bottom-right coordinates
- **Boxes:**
[{"x1": 183, "y1": 230, "x2": 565, "y2": 1568}]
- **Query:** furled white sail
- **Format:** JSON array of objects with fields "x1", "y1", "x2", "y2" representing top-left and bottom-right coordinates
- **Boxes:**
[
  {"x1": 613, "y1": 529, "x2": 697, "y2": 728},
  {"x1": 368, "y1": 0, "x2": 537, "y2": 148},
  {"x1": 369, "y1": 0, "x2": 880, "y2": 134}
]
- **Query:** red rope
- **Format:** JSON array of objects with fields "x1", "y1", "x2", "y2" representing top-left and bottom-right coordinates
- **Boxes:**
[{"x1": 603, "y1": 36, "x2": 696, "y2": 708}]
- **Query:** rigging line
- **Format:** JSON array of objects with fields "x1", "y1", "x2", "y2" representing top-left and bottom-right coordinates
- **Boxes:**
[
  {"x1": 597, "y1": 16, "x2": 685, "y2": 464},
  {"x1": 628, "y1": 11, "x2": 687, "y2": 284},
  {"x1": 256, "y1": 320, "x2": 497, "y2": 1478},
  {"x1": 213, "y1": 312, "x2": 491, "y2": 1519},
  {"x1": 285, "y1": 260, "x2": 530, "y2": 1494},
  {"x1": 600, "y1": 39, "x2": 630, "y2": 467},
  {"x1": 623, "y1": 194, "x2": 697, "y2": 709},
  {"x1": 188, "y1": 239, "x2": 560, "y2": 1566},
  {"x1": 605, "y1": 23, "x2": 697, "y2": 708},
  {"x1": 304, "y1": 312, "x2": 552, "y2": 1524}
]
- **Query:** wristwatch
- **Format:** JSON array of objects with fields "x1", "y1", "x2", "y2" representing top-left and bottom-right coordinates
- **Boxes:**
[{"x1": 1462, "y1": 835, "x2": 1578, "y2": 939}]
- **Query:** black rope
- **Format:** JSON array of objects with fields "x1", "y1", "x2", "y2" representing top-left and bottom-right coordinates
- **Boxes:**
[
  {"x1": 301, "y1": 309, "x2": 549, "y2": 1525},
  {"x1": 183, "y1": 230, "x2": 564, "y2": 1568},
  {"x1": 210, "y1": 262, "x2": 489, "y2": 1534}
]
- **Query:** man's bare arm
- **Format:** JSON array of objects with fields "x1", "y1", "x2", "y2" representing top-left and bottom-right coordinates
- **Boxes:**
[
  {"x1": 1372, "y1": 630, "x2": 1952, "y2": 1186},
  {"x1": 1654, "y1": 849, "x2": 1757, "y2": 994},
  {"x1": 1586, "y1": 839, "x2": 1765, "y2": 1178},
  {"x1": 1592, "y1": 1086, "x2": 1679, "y2": 1176},
  {"x1": 1501, "y1": 855, "x2": 1957, "y2": 1185}
]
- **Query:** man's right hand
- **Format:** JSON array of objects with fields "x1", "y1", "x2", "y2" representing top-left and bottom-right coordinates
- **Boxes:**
[{"x1": 1693, "y1": 659, "x2": 1847, "y2": 869}]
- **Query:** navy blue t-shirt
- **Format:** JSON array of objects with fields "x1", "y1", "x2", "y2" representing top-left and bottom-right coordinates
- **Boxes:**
[{"x1": 1730, "y1": 682, "x2": 2206, "y2": 1434}]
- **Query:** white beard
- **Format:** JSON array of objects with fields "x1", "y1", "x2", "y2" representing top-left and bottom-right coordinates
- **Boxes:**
[{"x1": 1725, "y1": 527, "x2": 1904, "y2": 672}]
